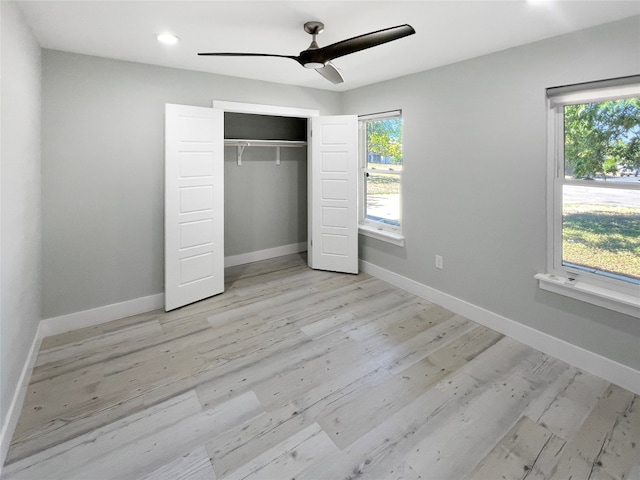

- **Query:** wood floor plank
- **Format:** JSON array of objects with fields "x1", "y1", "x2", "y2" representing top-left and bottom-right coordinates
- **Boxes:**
[
  {"x1": 339, "y1": 291, "x2": 424, "y2": 334},
  {"x1": 299, "y1": 311, "x2": 356, "y2": 340},
  {"x1": 231, "y1": 268, "x2": 335, "y2": 298},
  {"x1": 294, "y1": 385, "x2": 451, "y2": 480},
  {"x1": 262, "y1": 277, "x2": 395, "y2": 329},
  {"x1": 436, "y1": 336, "x2": 540, "y2": 400},
  {"x1": 64, "y1": 390, "x2": 262, "y2": 480},
  {"x1": 31, "y1": 320, "x2": 165, "y2": 383},
  {"x1": 317, "y1": 356, "x2": 451, "y2": 449},
  {"x1": 524, "y1": 363, "x2": 581, "y2": 421},
  {"x1": 38, "y1": 310, "x2": 165, "y2": 352},
  {"x1": 3, "y1": 391, "x2": 203, "y2": 479},
  {"x1": 205, "y1": 363, "x2": 394, "y2": 478},
  {"x1": 33, "y1": 312, "x2": 213, "y2": 384},
  {"x1": 223, "y1": 254, "x2": 310, "y2": 291},
  {"x1": 205, "y1": 402, "x2": 302, "y2": 479},
  {"x1": 370, "y1": 314, "x2": 477, "y2": 375},
  {"x1": 99, "y1": 313, "x2": 265, "y2": 379},
  {"x1": 522, "y1": 435, "x2": 568, "y2": 480},
  {"x1": 251, "y1": 337, "x2": 379, "y2": 411},
  {"x1": 219, "y1": 423, "x2": 339, "y2": 480},
  {"x1": 428, "y1": 324, "x2": 503, "y2": 371},
  {"x1": 344, "y1": 303, "x2": 451, "y2": 343},
  {"x1": 548, "y1": 384, "x2": 637, "y2": 480},
  {"x1": 35, "y1": 319, "x2": 163, "y2": 368},
  {"x1": 4, "y1": 253, "x2": 638, "y2": 480},
  {"x1": 139, "y1": 446, "x2": 216, "y2": 480},
  {"x1": 402, "y1": 370, "x2": 553, "y2": 480},
  {"x1": 592, "y1": 394, "x2": 640, "y2": 480},
  {"x1": 208, "y1": 286, "x2": 319, "y2": 326},
  {"x1": 534, "y1": 369, "x2": 610, "y2": 442},
  {"x1": 195, "y1": 330, "x2": 353, "y2": 409},
  {"x1": 469, "y1": 416, "x2": 559, "y2": 480},
  {"x1": 352, "y1": 343, "x2": 568, "y2": 480}
]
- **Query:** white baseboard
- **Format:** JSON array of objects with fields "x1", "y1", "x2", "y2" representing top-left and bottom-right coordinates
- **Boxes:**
[
  {"x1": 39, "y1": 293, "x2": 165, "y2": 338},
  {"x1": 0, "y1": 325, "x2": 43, "y2": 474},
  {"x1": 225, "y1": 242, "x2": 307, "y2": 268},
  {"x1": 360, "y1": 260, "x2": 640, "y2": 395}
]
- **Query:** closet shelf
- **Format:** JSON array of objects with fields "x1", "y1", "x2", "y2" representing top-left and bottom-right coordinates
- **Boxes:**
[
  {"x1": 224, "y1": 139, "x2": 307, "y2": 147},
  {"x1": 224, "y1": 139, "x2": 307, "y2": 166}
]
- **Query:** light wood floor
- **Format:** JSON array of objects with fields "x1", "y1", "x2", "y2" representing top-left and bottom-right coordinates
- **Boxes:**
[{"x1": 3, "y1": 254, "x2": 639, "y2": 480}]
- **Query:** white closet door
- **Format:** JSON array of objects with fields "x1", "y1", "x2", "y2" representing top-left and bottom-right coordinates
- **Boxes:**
[
  {"x1": 165, "y1": 104, "x2": 224, "y2": 311},
  {"x1": 309, "y1": 115, "x2": 359, "y2": 274}
]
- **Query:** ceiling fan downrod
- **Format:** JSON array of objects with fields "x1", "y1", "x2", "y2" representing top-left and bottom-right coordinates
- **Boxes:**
[{"x1": 301, "y1": 21, "x2": 325, "y2": 68}]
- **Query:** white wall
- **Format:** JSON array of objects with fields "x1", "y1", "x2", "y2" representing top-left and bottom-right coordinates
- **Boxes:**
[
  {"x1": 0, "y1": 0, "x2": 42, "y2": 443},
  {"x1": 344, "y1": 16, "x2": 640, "y2": 371},
  {"x1": 41, "y1": 51, "x2": 342, "y2": 318}
]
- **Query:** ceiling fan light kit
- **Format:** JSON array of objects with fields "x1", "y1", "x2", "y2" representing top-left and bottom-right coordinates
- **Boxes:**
[{"x1": 198, "y1": 21, "x2": 415, "y2": 84}]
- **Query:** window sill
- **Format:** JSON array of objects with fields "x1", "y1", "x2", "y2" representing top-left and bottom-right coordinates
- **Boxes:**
[
  {"x1": 359, "y1": 224, "x2": 405, "y2": 246},
  {"x1": 535, "y1": 273, "x2": 640, "y2": 318}
]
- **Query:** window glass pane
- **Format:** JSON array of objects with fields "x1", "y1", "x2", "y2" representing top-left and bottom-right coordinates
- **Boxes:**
[
  {"x1": 365, "y1": 172, "x2": 400, "y2": 227},
  {"x1": 562, "y1": 184, "x2": 640, "y2": 282},
  {"x1": 366, "y1": 117, "x2": 403, "y2": 172},
  {"x1": 564, "y1": 99, "x2": 640, "y2": 181}
]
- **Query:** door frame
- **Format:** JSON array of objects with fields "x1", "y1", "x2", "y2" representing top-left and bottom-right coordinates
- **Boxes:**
[
  {"x1": 212, "y1": 100, "x2": 321, "y2": 266},
  {"x1": 212, "y1": 100, "x2": 319, "y2": 119}
]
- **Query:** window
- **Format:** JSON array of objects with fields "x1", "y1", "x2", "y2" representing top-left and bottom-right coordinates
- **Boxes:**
[
  {"x1": 358, "y1": 110, "x2": 404, "y2": 245},
  {"x1": 537, "y1": 76, "x2": 640, "y2": 317}
]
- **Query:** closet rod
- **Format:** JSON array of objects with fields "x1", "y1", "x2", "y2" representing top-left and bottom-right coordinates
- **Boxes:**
[{"x1": 224, "y1": 139, "x2": 308, "y2": 165}]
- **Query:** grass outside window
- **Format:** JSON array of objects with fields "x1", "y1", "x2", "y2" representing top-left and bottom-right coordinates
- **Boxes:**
[{"x1": 563, "y1": 203, "x2": 640, "y2": 281}]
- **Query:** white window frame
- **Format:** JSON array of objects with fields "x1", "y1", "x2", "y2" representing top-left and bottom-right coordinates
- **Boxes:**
[
  {"x1": 536, "y1": 76, "x2": 640, "y2": 318},
  {"x1": 358, "y1": 110, "x2": 405, "y2": 246}
]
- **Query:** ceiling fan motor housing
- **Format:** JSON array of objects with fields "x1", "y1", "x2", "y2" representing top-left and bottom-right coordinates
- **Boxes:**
[{"x1": 299, "y1": 50, "x2": 326, "y2": 68}]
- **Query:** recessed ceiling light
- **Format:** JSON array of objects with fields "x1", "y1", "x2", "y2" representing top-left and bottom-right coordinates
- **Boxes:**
[{"x1": 156, "y1": 33, "x2": 180, "y2": 45}]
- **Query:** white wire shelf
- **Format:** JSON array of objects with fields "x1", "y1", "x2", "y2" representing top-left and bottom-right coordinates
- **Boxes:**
[{"x1": 224, "y1": 139, "x2": 307, "y2": 165}]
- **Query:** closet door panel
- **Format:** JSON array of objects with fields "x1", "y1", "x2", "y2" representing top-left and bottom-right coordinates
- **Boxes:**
[
  {"x1": 165, "y1": 104, "x2": 224, "y2": 311},
  {"x1": 309, "y1": 115, "x2": 358, "y2": 274}
]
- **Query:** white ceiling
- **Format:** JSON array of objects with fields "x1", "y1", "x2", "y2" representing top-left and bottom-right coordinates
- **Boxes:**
[{"x1": 16, "y1": 0, "x2": 640, "y2": 92}]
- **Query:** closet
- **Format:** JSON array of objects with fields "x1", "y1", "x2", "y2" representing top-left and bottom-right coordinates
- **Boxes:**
[
  {"x1": 164, "y1": 101, "x2": 358, "y2": 311},
  {"x1": 223, "y1": 112, "x2": 308, "y2": 262}
]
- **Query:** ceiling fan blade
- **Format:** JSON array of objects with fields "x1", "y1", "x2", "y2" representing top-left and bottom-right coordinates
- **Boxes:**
[
  {"x1": 312, "y1": 24, "x2": 415, "y2": 63},
  {"x1": 197, "y1": 52, "x2": 298, "y2": 62},
  {"x1": 316, "y1": 62, "x2": 344, "y2": 84}
]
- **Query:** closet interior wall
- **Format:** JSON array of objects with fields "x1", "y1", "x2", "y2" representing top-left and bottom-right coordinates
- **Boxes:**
[{"x1": 223, "y1": 113, "x2": 308, "y2": 257}]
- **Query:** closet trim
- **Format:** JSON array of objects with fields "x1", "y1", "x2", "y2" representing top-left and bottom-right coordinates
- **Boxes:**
[{"x1": 212, "y1": 100, "x2": 319, "y2": 118}]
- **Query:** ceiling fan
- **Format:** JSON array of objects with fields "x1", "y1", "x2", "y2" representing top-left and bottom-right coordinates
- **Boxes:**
[{"x1": 198, "y1": 22, "x2": 415, "y2": 84}]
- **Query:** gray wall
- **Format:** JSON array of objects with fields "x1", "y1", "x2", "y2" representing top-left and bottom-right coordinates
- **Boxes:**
[
  {"x1": 0, "y1": 1, "x2": 42, "y2": 436},
  {"x1": 41, "y1": 50, "x2": 341, "y2": 318},
  {"x1": 344, "y1": 16, "x2": 640, "y2": 370},
  {"x1": 224, "y1": 146, "x2": 307, "y2": 257}
]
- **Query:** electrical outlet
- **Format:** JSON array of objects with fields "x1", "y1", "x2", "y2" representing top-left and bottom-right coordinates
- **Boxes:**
[{"x1": 435, "y1": 255, "x2": 443, "y2": 270}]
